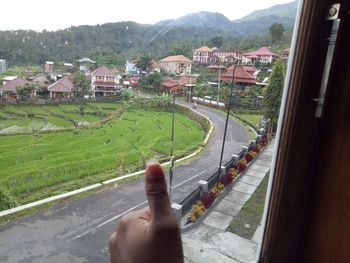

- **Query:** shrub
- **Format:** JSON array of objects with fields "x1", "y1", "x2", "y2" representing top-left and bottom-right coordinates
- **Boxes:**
[
  {"x1": 187, "y1": 201, "x2": 206, "y2": 223},
  {"x1": 219, "y1": 173, "x2": 234, "y2": 186},
  {"x1": 245, "y1": 152, "x2": 253, "y2": 163},
  {"x1": 201, "y1": 192, "x2": 216, "y2": 208}
]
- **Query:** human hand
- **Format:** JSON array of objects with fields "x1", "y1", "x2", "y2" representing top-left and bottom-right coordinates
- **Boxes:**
[{"x1": 109, "y1": 162, "x2": 184, "y2": 263}]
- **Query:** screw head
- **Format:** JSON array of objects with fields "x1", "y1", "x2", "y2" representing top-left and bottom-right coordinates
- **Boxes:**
[{"x1": 328, "y1": 7, "x2": 337, "y2": 17}]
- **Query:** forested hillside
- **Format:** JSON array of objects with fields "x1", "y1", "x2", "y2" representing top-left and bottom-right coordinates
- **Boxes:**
[{"x1": 0, "y1": 1, "x2": 298, "y2": 67}]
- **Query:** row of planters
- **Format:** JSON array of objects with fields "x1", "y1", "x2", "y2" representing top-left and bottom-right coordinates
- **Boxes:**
[{"x1": 184, "y1": 134, "x2": 269, "y2": 224}]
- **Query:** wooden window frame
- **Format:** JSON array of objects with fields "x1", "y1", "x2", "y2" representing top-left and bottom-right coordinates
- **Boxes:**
[{"x1": 257, "y1": 0, "x2": 350, "y2": 261}]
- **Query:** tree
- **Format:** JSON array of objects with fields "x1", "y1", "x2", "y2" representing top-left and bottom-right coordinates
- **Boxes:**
[
  {"x1": 269, "y1": 23, "x2": 284, "y2": 45},
  {"x1": 72, "y1": 71, "x2": 91, "y2": 99},
  {"x1": 139, "y1": 72, "x2": 163, "y2": 90},
  {"x1": 208, "y1": 36, "x2": 223, "y2": 48},
  {"x1": 16, "y1": 84, "x2": 37, "y2": 102},
  {"x1": 167, "y1": 43, "x2": 193, "y2": 58},
  {"x1": 263, "y1": 59, "x2": 285, "y2": 133},
  {"x1": 136, "y1": 54, "x2": 153, "y2": 72}
]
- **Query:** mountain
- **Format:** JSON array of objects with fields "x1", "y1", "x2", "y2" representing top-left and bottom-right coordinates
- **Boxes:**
[
  {"x1": 156, "y1": 11, "x2": 233, "y2": 31},
  {"x1": 0, "y1": 2, "x2": 298, "y2": 67},
  {"x1": 234, "y1": 1, "x2": 298, "y2": 23}
]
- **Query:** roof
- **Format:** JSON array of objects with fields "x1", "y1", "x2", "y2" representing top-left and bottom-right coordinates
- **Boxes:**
[
  {"x1": 64, "y1": 63, "x2": 73, "y2": 67},
  {"x1": 243, "y1": 47, "x2": 279, "y2": 57},
  {"x1": 48, "y1": 76, "x2": 74, "y2": 92},
  {"x1": 194, "y1": 46, "x2": 213, "y2": 52},
  {"x1": 0, "y1": 77, "x2": 30, "y2": 92},
  {"x1": 208, "y1": 65, "x2": 226, "y2": 70},
  {"x1": 150, "y1": 60, "x2": 160, "y2": 69},
  {"x1": 77, "y1": 57, "x2": 96, "y2": 64},
  {"x1": 220, "y1": 66, "x2": 256, "y2": 84},
  {"x1": 243, "y1": 65, "x2": 256, "y2": 77},
  {"x1": 159, "y1": 55, "x2": 192, "y2": 63},
  {"x1": 3, "y1": 76, "x2": 18, "y2": 81},
  {"x1": 46, "y1": 61, "x2": 54, "y2": 65},
  {"x1": 178, "y1": 76, "x2": 196, "y2": 86},
  {"x1": 161, "y1": 79, "x2": 179, "y2": 87},
  {"x1": 92, "y1": 66, "x2": 115, "y2": 77}
]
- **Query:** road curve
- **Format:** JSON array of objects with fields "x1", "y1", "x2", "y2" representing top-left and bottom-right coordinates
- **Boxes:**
[{"x1": 0, "y1": 103, "x2": 249, "y2": 263}]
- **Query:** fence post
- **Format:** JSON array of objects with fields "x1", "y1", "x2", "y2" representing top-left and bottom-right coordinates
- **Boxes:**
[
  {"x1": 231, "y1": 154, "x2": 239, "y2": 164},
  {"x1": 249, "y1": 140, "x2": 256, "y2": 151},
  {"x1": 198, "y1": 180, "x2": 208, "y2": 193},
  {"x1": 219, "y1": 165, "x2": 226, "y2": 176},
  {"x1": 242, "y1": 146, "x2": 249, "y2": 154},
  {"x1": 171, "y1": 203, "x2": 183, "y2": 224},
  {"x1": 259, "y1": 128, "x2": 266, "y2": 135}
]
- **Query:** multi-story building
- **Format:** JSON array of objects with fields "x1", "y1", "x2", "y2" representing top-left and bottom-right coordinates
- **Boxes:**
[
  {"x1": 91, "y1": 66, "x2": 119, "y2": 97},
  {"x1": 0, "y1": 59, "x2": 6, "y2": 73},
  {"x1": 210, "y1": 50, "x2": 242, "y2": 65},
  {"x1": 242, "y1": 47, "x2": 280, "y2": 64},
  {"x1": 193, "y1": 46, "x2": 213, "y2": 64},
  {"x1": 159, "y1": 55, "x2": 192, "y2": 75}
]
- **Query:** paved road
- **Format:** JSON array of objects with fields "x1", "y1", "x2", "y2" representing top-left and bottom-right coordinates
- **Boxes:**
[{"x1": 0, "y1": 103, "x2": 249, "y2": 263}]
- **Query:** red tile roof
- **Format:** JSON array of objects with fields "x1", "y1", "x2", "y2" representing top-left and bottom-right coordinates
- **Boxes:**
[
  {"x1": 159, "y1": 55, "x2": 192, "y2": 63},
  {"x1": 243, "y1": 47, "x2": 279, "y2": 57},
  {"x1": 0, "y1": 77, "x2": 30, "y2": 92},
  {"x1": 92, "y1": 65, "x2": 115, "y2": 77},
  {"x1": 178, "y1": 76, "x2": 196, "y2": 86},
  {"x1": 194, "y1": 46, "x2": 213, "y2": 52},
  {"x1": 161, "y1": 79, "x2": 179, "y2": 88},
  {"x1": 243, "y1": 65, "x2": 256, "y2": 77},
  {"x1": 93, "y1": 81, "x2": 117, "y2": 87},
  {"x1": 48, "y1": 76, "x2": 74, "y2": 92},
  {"x1": 220, "y1": 66, "x2": 256, "y2": 84}
]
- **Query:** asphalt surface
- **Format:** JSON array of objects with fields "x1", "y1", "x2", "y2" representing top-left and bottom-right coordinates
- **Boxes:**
[{"x1": 0, "y1": 103, "x2": 249, "y2": 263}]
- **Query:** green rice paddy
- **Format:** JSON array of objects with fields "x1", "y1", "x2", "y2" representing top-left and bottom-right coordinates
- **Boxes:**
[{"x1": 0, "y1": 102, "x2": 204, "y2": 206}]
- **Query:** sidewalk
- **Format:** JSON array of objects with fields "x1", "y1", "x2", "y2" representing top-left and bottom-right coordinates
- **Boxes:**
[{"x1": 182, "y1": 140, "x2": 275, "y2": 263}]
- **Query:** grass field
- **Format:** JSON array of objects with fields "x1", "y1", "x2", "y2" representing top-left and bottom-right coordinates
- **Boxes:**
[
  {"x1": 0, "y1": 103, "x2": 204, "y2": 207},
  {"x1": 235, "y1": 114, "x2": 262, "y2": 127},
  {"x1": 228, "y1": 173, "x2": 269, "y2": 239}
]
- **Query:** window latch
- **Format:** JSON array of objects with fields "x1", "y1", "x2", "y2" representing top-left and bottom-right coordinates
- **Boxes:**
[{"x1": 315, "y1": 3, "x2": 340, "y2": 118}]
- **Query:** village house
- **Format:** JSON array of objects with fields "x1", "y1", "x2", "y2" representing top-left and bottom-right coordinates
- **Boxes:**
[
  {"x1": 77, "y1": 57, "x2": 96, "y2": 73},
  {"x1": 210, "y1": 50, "x2": 242, "y2": 65},
  {"x1": 0, "y1": 59, "x2": 6, "y2": 73},
  {"x1": 219, "y1": 65, "x2": 257, "y2": 86},
  {"x1": 160, "y1": 79, "x2": 181, "y2": 93},
  {"x1": 193, "y1": 46, "x2": 213, "y2": 64},
  {"x1": 242, "y1": 47, "x2": 280, "y2": 64},
  {"x1": 91, "y1": 65, "x2": 120, "y2": 97},
  {"x1": 159, "y1": 55, "x2": 192, "y2": 75},
  {"x1": 44, "y1": 61, "x2": 54, "y2": 73},
  {"x1": 27, "y1": 73, "x2": 50, "y2": 87},
  {"x1": 48, "y1": 76, "x2": 74, "y2": 99},
  {"x1": 0, "y1": 77, "x2": 32, "y2": 100}
]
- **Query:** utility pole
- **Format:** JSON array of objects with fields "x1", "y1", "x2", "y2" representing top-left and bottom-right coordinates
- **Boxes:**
[
  {"x1": 168, "y1": 93, "x2": 176, "y2": 199},
  {"x1": 217, "y1": 65, "x2": 238, "y2": 186},
  {"x1": 217, "y1": 65, "x2": 222, "y2": 108}
]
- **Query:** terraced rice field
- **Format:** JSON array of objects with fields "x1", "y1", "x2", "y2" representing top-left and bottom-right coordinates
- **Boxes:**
[{"x1": 0, "y1": 103, "x2": 204, "y2": 207}]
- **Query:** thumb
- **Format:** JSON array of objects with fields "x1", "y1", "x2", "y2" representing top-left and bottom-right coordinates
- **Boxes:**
[{"x1": 145, "y1": 161, "x2": 171, "y2": 222}]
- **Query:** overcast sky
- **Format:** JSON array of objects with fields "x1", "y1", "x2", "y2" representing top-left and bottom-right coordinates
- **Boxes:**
[{"x1": 0, "y1": 0, "x2": 295, "y2": 31}]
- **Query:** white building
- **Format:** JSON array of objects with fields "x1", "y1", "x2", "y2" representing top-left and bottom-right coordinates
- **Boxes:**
[
  {"x1": 0, "y1": 59, "x2": 6, "y2": 73},
  {"x1": 159, "y1": 55, "x2": 192, "y2": 75}
]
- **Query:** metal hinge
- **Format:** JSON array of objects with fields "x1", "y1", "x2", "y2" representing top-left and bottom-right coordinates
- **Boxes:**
[{"x1": 314, "y1": 3, "x2": 341, "y2": 118}]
